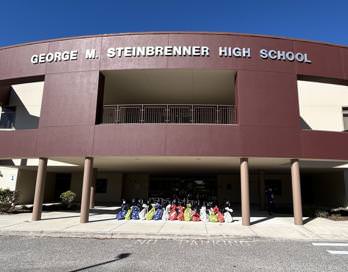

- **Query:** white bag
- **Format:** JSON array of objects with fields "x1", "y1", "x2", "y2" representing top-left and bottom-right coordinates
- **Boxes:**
[
  {"x1": 162, "y1": 204, "x2": 171, "y2": 221},
  {"x1": 200, "y1": 206, "x2": 208, "y2": 222},
  {"x1": 224, "y1": 207, "x2": 233, "y2": 223},
  {"x1": 139, "y1": 204, "x2": 148, "y2": 220}
]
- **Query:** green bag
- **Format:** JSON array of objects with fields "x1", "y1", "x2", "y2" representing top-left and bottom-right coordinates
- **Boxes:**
[
  {"x1": 184, "y1": 206, "x2": 192, "y2": 221},
  {"x1": 145, "y1": 207, "x2": 155, "y2": 220},
  {"x1": 125, "y1": 208, "x2": 132, "y2": 220},
  {"x1": 209, "y1": 213, "x2": 218, "y2": 223}
]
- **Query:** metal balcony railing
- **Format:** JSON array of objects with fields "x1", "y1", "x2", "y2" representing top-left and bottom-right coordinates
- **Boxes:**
[
  {"x1": 102, "y1": 104, "x2": 236, "y2": 124},
  {"x1": 0, "y1": 111, "x2": 16, "y2": 129}
]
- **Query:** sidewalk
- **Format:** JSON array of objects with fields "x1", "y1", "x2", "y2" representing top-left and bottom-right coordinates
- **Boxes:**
[{"x1": 1, "y1": 206, "x2": 348, "y2": 241}]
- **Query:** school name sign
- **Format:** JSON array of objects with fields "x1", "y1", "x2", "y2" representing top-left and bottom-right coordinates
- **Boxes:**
[{"x1": 30, "y1": 45, "x2": 312, "y2": 64}]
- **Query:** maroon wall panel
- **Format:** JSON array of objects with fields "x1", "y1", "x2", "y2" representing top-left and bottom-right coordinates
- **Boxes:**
[
  {"x1": 46, "y1": 37, "x2": 101, "y2": 74},
  {"x1": 39, "y1": 71, "x2": 99, "y2": 127},
  {"x1": 342, "y1": 47, "x2": 348, "y2": 80},
  {"x1": 294, "y1": 41, "x2": 344, "y2": 79},
  {"x1": 100, "y1": 34, "x2": 169, "y2": 70},
  {"x1": 36, "y1": 126, "x2": 94, "y2": 157},
  {"x1": 0, "y1": 43, "x2": 48, "y2": 80},
  {"x1": 237, "y1": 71, "x2": 300, "y2": 128},
  {"x1": 0, "y1": 33, "x2": 347, "y2": 160},
  {"x1": 301, "y1": 130, "x2": 348, "y2": 160}
]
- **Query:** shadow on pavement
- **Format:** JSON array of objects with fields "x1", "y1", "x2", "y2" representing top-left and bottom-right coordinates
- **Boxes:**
[{"x1": 68, "y1": 253, "x2": 131, "y2": 272}]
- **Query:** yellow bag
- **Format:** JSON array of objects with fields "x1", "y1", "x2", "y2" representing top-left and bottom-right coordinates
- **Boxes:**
[
  {"x1": 145, "y1": 207, "x2": 156, "y2": 220},
  {"x1": 125, "y1": 208, "x2": 132, "y2": 220}
]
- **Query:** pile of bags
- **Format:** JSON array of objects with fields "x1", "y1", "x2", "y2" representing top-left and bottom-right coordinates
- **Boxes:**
[{"x1": 116, "y1": 199, "x2": 234, "y2": 223}]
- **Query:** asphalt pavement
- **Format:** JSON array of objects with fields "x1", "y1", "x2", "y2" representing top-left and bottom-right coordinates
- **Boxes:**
[{"x1": 0, "y1": 236, "x2": 347, "y2": 271}]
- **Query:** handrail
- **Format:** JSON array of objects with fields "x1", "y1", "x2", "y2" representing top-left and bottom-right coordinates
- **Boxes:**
[{"x1": 102, "y1": 104, "x2": 236, "y2": 124}]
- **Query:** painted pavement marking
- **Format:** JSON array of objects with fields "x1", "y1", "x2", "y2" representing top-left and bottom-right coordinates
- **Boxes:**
[
  {"x1": 326, "y1": 250, "x2": 348, "y2": 255},
  {"x1": 312, "y1": 243, "x2": 348, "y2": 247}
]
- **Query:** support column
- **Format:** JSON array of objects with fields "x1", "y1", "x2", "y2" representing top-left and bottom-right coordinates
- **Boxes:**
[
  {"x1": 89, "y1": 168, "x2": 98, "y2": 209},
  {"x1": 291, "y1": 159, "x2": 303, "y2": 225},
  {"x1": 240, "y1": 158, "x2": 250, "y2": 226},
  {"x1": 32, "y1": 157, "x2": 48, "y2": 221},
  {"x1": 80, "y1": 157, "x2": 93, "y2": 223}
]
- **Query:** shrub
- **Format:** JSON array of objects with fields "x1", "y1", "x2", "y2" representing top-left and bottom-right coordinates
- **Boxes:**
[
  {"x1": 0, "y1": 189, "x2": 17, "y2": 213},
  {"x1": 59, "y1": 190, "x2": 76, "y2": 209}
]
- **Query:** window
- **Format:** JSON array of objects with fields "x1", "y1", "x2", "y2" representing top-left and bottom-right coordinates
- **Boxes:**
[
  {"x1": 343, "y1": 107, "x2": 348, "y2": 131},
  {"x1": 96, "y1": 178, "x2": 108, "y2": 194},
  {"x1": 0, "y1": 106, "x2": 16, "y2": 129}
]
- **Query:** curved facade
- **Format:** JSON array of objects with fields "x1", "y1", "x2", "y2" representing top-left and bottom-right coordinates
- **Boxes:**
[{"x1": 1, "y1": 32, "x2": 348, "y2": 224}]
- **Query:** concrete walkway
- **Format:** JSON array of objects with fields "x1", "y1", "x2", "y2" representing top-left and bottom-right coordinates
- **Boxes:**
[{"x1": 1, "y1": 206, "x2": 348, "y2": 241}]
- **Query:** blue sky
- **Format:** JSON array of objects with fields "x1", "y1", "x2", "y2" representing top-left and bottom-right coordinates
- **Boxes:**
[{"x1": 1, "y1": 0, "x2": 347, "y2": 47}]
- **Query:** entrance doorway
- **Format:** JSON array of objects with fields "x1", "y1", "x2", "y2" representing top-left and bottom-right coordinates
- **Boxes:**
[
  {"x1": 149, "y1": 175, "x2": 217, "y2": 202},
  {"x1": 54, "y1": 173, "x2": 71, "y2": 200}
]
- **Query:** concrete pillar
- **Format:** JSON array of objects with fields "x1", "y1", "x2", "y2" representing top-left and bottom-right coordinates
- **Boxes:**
[
  {"x1": 291, "y1": 159, "x2": 303, "y2": 225},
  {"x1": 240, "y1": 158, "x2": 250, "y2": 226},
  {"x1": 32, "y1": 158, "x2": 48, "y2": 221},
  {"x1": 80, "y1": 157, "x2": 93, "y2": 223},
  {"x1": 89, "y1": 168, "x2": 98, "y2": 209}
]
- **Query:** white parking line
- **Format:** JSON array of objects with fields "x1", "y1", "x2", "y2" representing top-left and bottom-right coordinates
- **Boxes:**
[
  {"x1": 327, "y1": 250, "x2": 348, "y2": 255},
  {"x1": 312, "y1": 243, "x2": 348, "y2": 247}
]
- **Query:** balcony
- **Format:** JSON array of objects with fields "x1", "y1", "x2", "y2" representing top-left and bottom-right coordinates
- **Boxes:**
[{"x1": 102, "y1": 104, "x2": 236, "y2": 124}]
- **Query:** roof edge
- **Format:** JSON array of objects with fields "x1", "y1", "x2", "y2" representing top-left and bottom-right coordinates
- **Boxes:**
[{"x1": 1, "y1": 31, "x2": 347, "y2": 50}]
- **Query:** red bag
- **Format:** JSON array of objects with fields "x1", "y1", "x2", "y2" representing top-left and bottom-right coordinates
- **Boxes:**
[
  {"x1": 177, "y1": 205, "x2": 184, "y2": 221},
  {"x1": 217, "y1": 211, "x2": 225, "y2": 223},
  {"x1": 169, "y1": 204, "x2": 177, "y2": 220},
  {"x1": 192, "y1": 211, "x2": 201, "y2": 221}
]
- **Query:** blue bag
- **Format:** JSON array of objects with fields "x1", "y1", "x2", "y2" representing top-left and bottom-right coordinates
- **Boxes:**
[
  {"x1": 153, "y1": 204, "x2": 163, "y2": 220},
  {"x1": 131, "y1": 206, "x2": 140, "y2": 220}
]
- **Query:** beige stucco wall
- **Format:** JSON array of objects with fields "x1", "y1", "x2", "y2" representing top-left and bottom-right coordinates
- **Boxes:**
[
  {"x1": 95, "y1": 172, "x2": 123, "y2": 203},
  {"x1": 297, "y1": 80, "x2": 348, "y2": 131},
  {"x1": 6, "y1": 81, "x2": 44, "y2": 130},
  {"x1": 15, "y1": 169, "x2": 56, "y2": 204},
  {"x1": 0, "y1": 166, "x2": 18, "y2": 191}
]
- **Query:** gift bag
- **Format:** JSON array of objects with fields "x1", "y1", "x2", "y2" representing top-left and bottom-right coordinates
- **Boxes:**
[
  {"x1": 184, "y1": 204, "x2": 192, "y2": 221},
  {"x1": 200, "y1": 206, "x2": 208, "y2": 222},
  {"x1": 125, "y1": 208, "x2": 132, "y2": 220},
  {"x1": 192, "y1": 210, "x2": 201, "y2": 221},
  {"x1": 217, "y1": 211, "x2": 225, "y2": 223},
  {"x1": 162, "y1": 204, "x2": 171, "y2": 221},
  {"x1": 153, "y1": 204, "x2": 163, "y2": 220},
  {"x1": 177, "y1": 205, "x2": 184, "y2": 221},
  {"x1": 145, "y1": 206, "x2": 156, "y2": 220},
  {"x1": 169, "y1": 204, "x2": 177, "y2": 220},
  {"x1": 116, "y1": 209, "x2": 127, "y2": 220},
  {"x1": 131, "y1": 206, "x2": 140, "y2": 220},
  {"x1": 224, "y1": 207, "x2": 233, "y2": 223},
  {"x1": 139, "y1": 204, "x2": 148, "y2": 220}
]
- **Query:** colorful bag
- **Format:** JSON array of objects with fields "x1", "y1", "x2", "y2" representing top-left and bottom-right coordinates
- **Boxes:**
[
  {"x1": 184, "y1": 204, "x2": 192, "y2": 221},
  {"x1": 162, "y1": 204, "x2": 171, "y2": 220},
  {"x1": 224, "y1": 207, "x2": 233, "y2": 223},
  {"x1": 145, "y1": 206, "x2": 156, "y2": 220},
  {"x1": 116, "y1": 209, "x2": 127, "y2": 220},
  {"x1": 131, "y1": 206, "x2": 140, "y2": 220},
  {"x1": 125, "y1": 208, "x2": 132, "y2": 220},
  {"x1": 177, "y1": 205, "x2": 184, "y2": 221},
  {"x1": 169, "y1": 204, "x2": 177, "y2": 220},
  {"x1": 209, "y1": 208, "x2": 218, "y2": 223},
  {"x1": 192, "y1": 210, "x2": 200, "y2": 221},
  {"x1": 139, "y1": 204, "x2": 148, "y2": 220},
  {"x1": 200, "y1": 206, "x2": 208, "y2": 222},
  {"x1": 153, "y1": 204, "x2": 164, "y2": 220}
]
